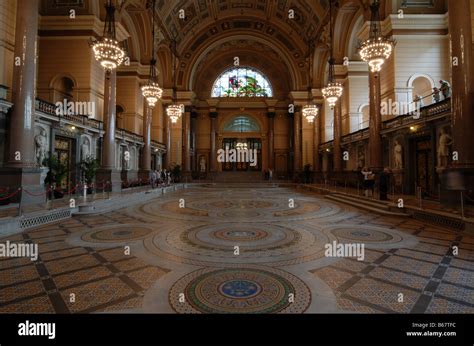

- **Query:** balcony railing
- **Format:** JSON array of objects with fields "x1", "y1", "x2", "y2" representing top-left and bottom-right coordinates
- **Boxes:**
[
  {"x1": 322, "y1": 98, "x2": 452, "y2": 150},
  {"x1": 35, "y1": 98, "x2": 104, "y2": 130},
  {"x1": 35, "y1": 98, "x2": 166, "y2": 150}
]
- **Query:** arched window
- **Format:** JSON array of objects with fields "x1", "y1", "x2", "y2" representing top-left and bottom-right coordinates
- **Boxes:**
[
  {"x1": 212, "y1": 67, "x2": 272, "y2": 97},
  {"x1": 223, "y1": 116, "x2": 261, "y2": 132},
  {"x1": 53, "y1": 76, "x2": 75, "y2": 103}
]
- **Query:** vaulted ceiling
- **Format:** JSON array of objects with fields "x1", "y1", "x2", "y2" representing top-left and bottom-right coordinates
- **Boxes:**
[{"x1": 120, "y1": 0, "x2": 336, "y2": 91}]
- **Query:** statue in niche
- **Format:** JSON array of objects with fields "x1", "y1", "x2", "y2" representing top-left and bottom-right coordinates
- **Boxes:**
[
  {"x1": 394, "y1": 140, "x2": 403, "y2": 169},
  {"x1": 123, "y1": 147, "x2": 130, "y2": 170},
  {"x1": 437, "y1": 128, "x2": 453, "y2": 169},
  {"x1": 199, "y1": 156, "x2": 206, "y2": 173},
  {"x1": 81, "y1": 138, "x2": 90, "y2": 160},
  {"x1": 35, "y1": 128, "x2": 47, "y2": 166}
]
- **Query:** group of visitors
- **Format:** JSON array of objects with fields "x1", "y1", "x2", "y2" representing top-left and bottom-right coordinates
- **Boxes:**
[
  {"x1": 150, "y1": 169, "x2": 172, "y2": 188},
  {"x1": 432, "y1": 80, "x2": 451, "y2": 103},
  {"x1": 414, "y1": 80, "x2": 451, "y2": 109},
  {"x1": 361, "y1": 167, "x2": 392, "y2": 201}
]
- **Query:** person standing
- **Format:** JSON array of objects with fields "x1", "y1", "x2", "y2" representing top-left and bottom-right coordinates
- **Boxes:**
[
  {"x1": 361, "y1": 167, "x2": 373, "y2": 197},
  {"x1": 379, "y1": 167, "x2": 391, "y2": 201},
  {"x1": 439, "y1": 80, "x2": 451, "y2": 99},
  {"x1": 433, "y1": 87, "x2": 440, "y2": 103}
]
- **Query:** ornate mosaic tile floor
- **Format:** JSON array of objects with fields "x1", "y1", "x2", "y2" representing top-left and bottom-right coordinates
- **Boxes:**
[{"x1": 0, "y1": 186, "x2": 472, "y2": 313}]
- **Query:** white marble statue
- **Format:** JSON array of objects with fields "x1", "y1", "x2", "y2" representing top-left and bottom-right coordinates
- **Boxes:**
[
  {"x1": 81, "y1": 138, "x2": 90, "y2": 160},
  {"x1": 35, "y1": 128, "x2": 47, "y2": 166},
  {"x1": 200, "y1": 156, "x2": 206, "y2": 172},
  {"x1": 394, "y1": 140, "x2": 403, "y2": 169},
  {"x1": 437, "y1": 128, "x2": 453, "y2": 169}
]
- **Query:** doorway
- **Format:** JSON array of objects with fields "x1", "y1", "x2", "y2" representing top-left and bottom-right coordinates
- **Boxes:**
[
  {"x1": 221, "y1": 138, "x2": 262, "y2": 171},
  {"x1": 414, "y1": 137, "x2": 434, "y2": 196}
]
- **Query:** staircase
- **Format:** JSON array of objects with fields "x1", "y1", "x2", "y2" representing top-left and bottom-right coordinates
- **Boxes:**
[
  {"x1": 325, "y1": 192, "x2": 409, "y2": 217},
  {"x1": 213, "y1": 171, "x2": 265, "y2": 183}
]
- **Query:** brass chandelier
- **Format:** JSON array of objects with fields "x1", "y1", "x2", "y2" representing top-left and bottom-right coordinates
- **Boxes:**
[
  {"x1": 141, "y1": 0, "x2": 163, "y2": 108},
  {"x1": 302, "y1": 38, "x2": 318, "y2": 123},
  {"x1": 359, "y1": 0, "x2": 395, "y2": 72},
  {"x1": 322, "y1": 0, "x2": 343, "y2": 110},
  {"x1": 91, "y1": 0, "x2": 125, "y2": 71},
  {"x1": 167, "y1": 40, "x2": 183, "y2": 124}
]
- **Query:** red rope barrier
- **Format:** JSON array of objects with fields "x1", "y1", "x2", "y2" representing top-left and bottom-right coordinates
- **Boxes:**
[{"x1": 0, "y1": 188, "x2": 21, "y2": 201}]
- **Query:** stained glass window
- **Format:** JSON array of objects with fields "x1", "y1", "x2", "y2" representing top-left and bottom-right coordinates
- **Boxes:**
[{"x1": 211, "y1": 67, "x2": 273, "y2": 98}]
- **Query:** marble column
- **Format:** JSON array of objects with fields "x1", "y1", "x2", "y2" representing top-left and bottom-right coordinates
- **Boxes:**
[
  {"x1": 183, "y1": 106, "x2": 191, "y2": 173},
  {"x1": 288, "y1": 112, "x2": 294, "y2": 175},
  {"x1": 449, "y1": 0, "x2": 474, "y2": 168},
  {"x1": 139, "y1": 103, "x2": 151, "y2": 180},
  {"x1": 97, "y1": 70, "x2": 121, "y2": 192},
  {"x1": 210, "y1": 112, "x2": 218, "y2": 172},
  {"x1": 164, "y1": 106, "x2": 171, "y2": 169},
  {"x1": 267, "y1": 112, "x2": 275, "y2": 170},
  {"x1": 313, "y1": 106, "x2": 322, "y2": 172},
  {"x1": 368, "y1": 70, "x2": 382, "y2": 171},
  {"x1": 102, "y1": 70, "x2": 117, "y2": 169},
  {"x1": 333, "y1": 101, "x2": 342, "y2": 172},
  {"x1": 293, "y1": 109, "x2": 302, "y2": 174},
  {"x1": 190, "y1": 110, "x2": 197, "y2": 172},
  {"x1": 441, "y1": 0, "x2": 474, "y2": 207},
  {"x1": 0, "y1": 0, "x2": 43, "y2": 204}
]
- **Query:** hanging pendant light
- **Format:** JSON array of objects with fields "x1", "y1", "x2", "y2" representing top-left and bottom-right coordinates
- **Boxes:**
[
  {"x1": 322, "y1": 0, "x2": 343, "y2": 110},
  {"x1": 359, "y1": 0, "x2": 395, "y2": 72},
  {"x1": 303, "y1": 39, "x2": 318, "y2": 123},
  {"x1": 141, "y1": 0, "x2": 163, "y2": 108},
  {"x1": 91, "y1": 0, "x2": 125, "y2": 71},
  {"x1": 167, "y1": 39, "x2": 183, "y2": 123},
  {"x1": 166, "y1": 104, "x2": 182, "y2": 123},
  {"x1": 302, "y1": 105, "x2": 318, "y2": 123}
]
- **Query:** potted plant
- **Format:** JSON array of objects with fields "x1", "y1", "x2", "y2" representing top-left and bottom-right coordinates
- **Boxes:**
[
  {"x1": 171, "y1": 164, "x2": 182, "y2": 183},
  {"x1": 80, "y1": 155, "x2": 100, "y2": 194},
  {"x1": 43, "y1": 154, "x2": 68, "y2": 199}
]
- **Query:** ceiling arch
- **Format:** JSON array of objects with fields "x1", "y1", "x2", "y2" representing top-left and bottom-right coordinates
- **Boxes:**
[
  {"x1": 186, "y1": 33, "x2": 299, "y2": 94},
  {"x1": 154, "y1": 0, "x2": 330, "y2": 50}
]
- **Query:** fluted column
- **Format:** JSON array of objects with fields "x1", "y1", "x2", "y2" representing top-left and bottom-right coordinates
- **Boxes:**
[
  {"x1": 368, "y1": 70, "x2": 382, "y2": 170},
  {"x1": 102, "y1": 70, "x2": 117, "y2": 169},
  {"x1": 333, "y1": 101, "x2": 342, "y2": 172},
  {"x1": 449, "y1": 0, "x2": 474, "y2": 168},
  {"x1": 267, "y1": 112, "x2": 275, "y2": 170},
  {"x1": 7, "y1": 0, "x2": 39, "y2": 168},
  {"x1": 210, "y1": 112, "x2": 218, "y2": 172},
  {"x1": 293, "y1": 109, "x2": 302, "y2": 173}
]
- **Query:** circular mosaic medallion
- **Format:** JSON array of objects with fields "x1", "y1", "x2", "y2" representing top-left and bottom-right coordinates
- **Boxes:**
[
  {"x1": 82, "y1": 225, "x2": 154, "y2": 243},
  {"x1": 328, "y1": 225, "x2": 404, "y2": 245},
  {"x1": 213, "y1": 229, "x2": 269, "y2": 242},
  {"x1": 178, "y1": 224, "x2": 300, "y2": 252},
  {"x1": 207, "y1": 200, "x2": 275, "y2": 209},
  {"x1": 170, "y1": 267, "x2": 311, "y2": 313}
]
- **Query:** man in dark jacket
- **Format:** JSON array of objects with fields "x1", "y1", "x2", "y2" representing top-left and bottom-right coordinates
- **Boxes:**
[{"x1": 379, "y1": 167, "x2": 391, "y2": 201}]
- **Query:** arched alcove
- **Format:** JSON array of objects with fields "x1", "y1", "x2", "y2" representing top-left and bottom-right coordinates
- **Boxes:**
[{"x1": 222, "y1": 115, "x2": 261, "y2": 133}]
